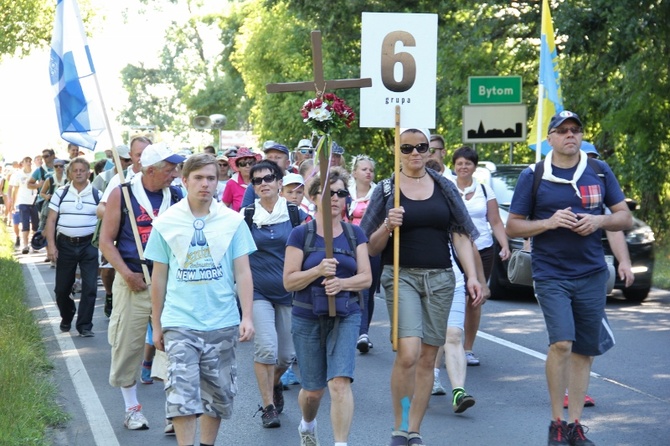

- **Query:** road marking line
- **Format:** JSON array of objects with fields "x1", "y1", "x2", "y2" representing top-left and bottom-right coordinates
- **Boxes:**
[
  {"x1": 477, "y1": 330, "x2": 667, "y2": 403},
  {"x1": 27, "y1": 263, "x2": 120, "y2": 446}
]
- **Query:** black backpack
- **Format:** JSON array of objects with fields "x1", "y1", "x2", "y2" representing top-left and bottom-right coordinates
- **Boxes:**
[{"x1": 244, "y1": 202, "x2": 302, "y2": 229}]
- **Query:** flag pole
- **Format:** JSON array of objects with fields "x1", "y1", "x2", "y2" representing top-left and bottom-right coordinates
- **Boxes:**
[
  {"x1": 92, "y1": 72, "x2": 152, "y2": 285},
  {"x1": 535, "y1": 83, "x2": 544, "y2": 163},
  {"x1": 392, "y1": 105, "x2": 401, "y2": 352}
]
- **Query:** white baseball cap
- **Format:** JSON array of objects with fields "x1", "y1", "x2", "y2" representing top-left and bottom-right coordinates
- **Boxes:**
[
  {"x1": 140, "y1": 142, "x2": 186, "y2": 167},
  {"x1": 282, "y1": 173, "x2": 304, "y2": 187}
]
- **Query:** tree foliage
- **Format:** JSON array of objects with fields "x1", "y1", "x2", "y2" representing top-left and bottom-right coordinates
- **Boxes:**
[{"x1": 116, "y1": 0, "x2": 669, "y2": 238}]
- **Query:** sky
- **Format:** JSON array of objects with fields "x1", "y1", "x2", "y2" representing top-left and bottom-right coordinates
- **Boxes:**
[{"x1": 0, "y1": 1, "x2": 187, "y2": 162}]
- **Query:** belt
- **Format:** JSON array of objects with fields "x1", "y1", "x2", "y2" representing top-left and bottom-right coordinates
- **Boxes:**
[{"x1": 58, "y1": 234, "x2": 94, "y2": 245}]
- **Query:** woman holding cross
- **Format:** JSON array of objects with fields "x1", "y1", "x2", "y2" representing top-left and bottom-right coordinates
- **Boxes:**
[{"x1": 361, "y1": 128, "x2": 483, "y2": 446}]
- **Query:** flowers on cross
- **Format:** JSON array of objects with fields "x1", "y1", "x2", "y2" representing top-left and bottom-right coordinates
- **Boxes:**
[{"x1": 300, "y1": 93, "x2": 355, "y2": 136}]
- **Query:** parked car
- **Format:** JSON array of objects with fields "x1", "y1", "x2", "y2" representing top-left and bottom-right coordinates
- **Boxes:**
[{"x1": 475, "y1": 163, "x2": 655, "y2": 302}]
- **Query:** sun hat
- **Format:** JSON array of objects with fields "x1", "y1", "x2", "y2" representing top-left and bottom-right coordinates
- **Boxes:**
[{"x1": 230, "y1": 147, "x2": 262, "y2": 172}]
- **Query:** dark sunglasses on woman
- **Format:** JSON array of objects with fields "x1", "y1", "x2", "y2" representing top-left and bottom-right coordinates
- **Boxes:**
[
  {"x1": 399, "y1": 143, "x2": 430, "y2": 154},
  {"x1": 251, "y1": 174, "x2": 276, "y2": 186}
]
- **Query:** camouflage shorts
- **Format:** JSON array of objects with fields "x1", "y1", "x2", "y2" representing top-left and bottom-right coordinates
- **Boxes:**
[{"x1": 163, "y1": 326, "x2": 239, "y2": 420}]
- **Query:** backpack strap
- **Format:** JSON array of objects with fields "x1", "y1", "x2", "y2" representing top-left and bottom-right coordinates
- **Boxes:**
[
  {"x1": 480, "y1": 183, "x2": 487, "y2": 199},
  {"x1": 303, "y1": 220, "x2": 357, "y2": 258},
  {"x1": 287, "y1": 203, "x2": 301, "y2": 227},
  {"x1": 244, "y1": 203, "x2": 255, "y2": 229}
]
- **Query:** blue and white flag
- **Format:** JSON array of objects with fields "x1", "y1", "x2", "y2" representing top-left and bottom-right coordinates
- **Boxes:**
[
  {"x1": 528, "y1": 0, "x2": 564, "y2": 156},
  {"x1": 49, "y1": 0, "x2": 105, "y2": 151}
]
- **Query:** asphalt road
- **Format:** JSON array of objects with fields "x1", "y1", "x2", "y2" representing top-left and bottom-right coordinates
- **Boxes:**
[{"x1": 17, "y1": 250, "x2": 670, "y2": 446}]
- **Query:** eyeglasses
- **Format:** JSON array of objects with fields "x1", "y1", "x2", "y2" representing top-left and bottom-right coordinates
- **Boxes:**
[
  {"x1": 400, "y1": 143, "x2": 430, "y2": 154},
  {"x1": 121, "y1": 157, "x2": 132, "y2": 163},
  {"x1": 549, "y1": 126, "x2": 583, "y2": 135},
  {"x1": 237, "y1": 160, "x2": 256, "y2": 168},
  {"x1": 251, "y1": 174, "x2": 276, "y2": 186},
  {"x1": 322, "y1": 189, "x2": 349, "y2": 198},
  {"x1": 429, "y1": 146, "x2": 444, "y2": 154},
  {"x1": 298, "y1": 149, "x2": 314, "y2": 155}
]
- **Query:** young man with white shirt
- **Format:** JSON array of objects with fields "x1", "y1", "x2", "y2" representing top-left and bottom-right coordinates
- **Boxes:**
[{"x1": 146, "y1": 153, "x2": 255, "y2": 446}]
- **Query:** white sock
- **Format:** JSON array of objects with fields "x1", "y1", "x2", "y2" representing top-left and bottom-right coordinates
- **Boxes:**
[
  {"x1": 300, "y1": 418, "x2": 316, "y2": 432},
  {"x1": 120, "y1": 385, "x2": 139, "y2": 411}
]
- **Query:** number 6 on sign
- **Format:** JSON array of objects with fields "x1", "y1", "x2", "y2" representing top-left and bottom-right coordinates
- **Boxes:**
[
  {"x1": 381, "y1": 32, "x2": 417, "y2": 93},
  {"x1": 360, "y1": 12, "x2": 437, "y2": 129}
]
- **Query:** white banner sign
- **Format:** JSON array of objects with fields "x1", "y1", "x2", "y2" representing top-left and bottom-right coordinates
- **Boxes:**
[{"x1": 360, "y1": 12, "x2": 437, "y2": 129}]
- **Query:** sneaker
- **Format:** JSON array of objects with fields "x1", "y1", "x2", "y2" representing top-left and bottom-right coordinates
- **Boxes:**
[
  {"x1": 15, "y1": 237, "x2": 20, "y2": 247},
  {"x1": 548, "y1": 419, "x2": 569, "y2": 445},
  {"x1": 258, "y1": 404, "x2": 280, "y2": 428},
  {"x1": 389, "y1": 430, "x2": 408, "y2": 446},
  {"x1": 104, "y1": 294, "x2": 113, "y2": 318},
  {"x1": 357, "y1": 334, "x2": 370, "y2": 353},
  {"x1": 59, "y1": 321, "x2": 71, "y2": 332},
  {"x1": 465, "y1": 351, "x2": 480, "y2": 366},
  {"x1": 124, "y1": 405, "x2": 149, "y2": 430},
  {"x1": 563, "y1": 394, "x2": 596, "y2": 408},
  {"x1": 78, "y1": 330, "x2": 95, "y2": 337},
  {"x1": 21, "y1": 246, "x2": 29, "y2": 255},
  {"x1": 567, "y1": 420, "x2": 595, "y2": 446},
  {"x1": 431, "y1": 375, "x2": 446, "y2": 395},
  {"x1": 281, "y1": 367, "x2": 300, "y2": 386},
  {"x1": 164, "y1": 420, "x2": 175, "y2": 435},
  {"x1": 452, "y1": 390, "x2": 476, "y2": 413},
  {"x1": 140, "y1": 361, "x2": 153, "y2": 384},
  {"x1": 407, "y1": 432, "x2": 425, "y2": 446},
  {"x1": 273, "y1": 383, "x2": 284, "y2": 414},
  {"x1": 299, "y1": 425, "x2": 319, "y2": 446}
]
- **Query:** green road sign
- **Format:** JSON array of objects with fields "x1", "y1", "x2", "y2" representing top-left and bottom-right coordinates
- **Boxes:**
[{"x1": 468, "y1": 76, "x2": 522, "y2": 104}]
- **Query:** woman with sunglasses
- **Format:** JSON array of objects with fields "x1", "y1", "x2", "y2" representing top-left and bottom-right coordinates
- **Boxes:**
[
  {"x1": 284, "y1": 167, "x2": 371, "y2": 446},
  {"x1": 347, "y1": 155, "x2": 380, "y2": 354},
  {"x1": 244, "y1": 160, "x2": 307, "y2": 429},
  {"x1": 360, "y1": 128, "x2": 483, "y2": 446},
  {"x1": 222, "y1": 147, "x2": 260, "y2": 211}
]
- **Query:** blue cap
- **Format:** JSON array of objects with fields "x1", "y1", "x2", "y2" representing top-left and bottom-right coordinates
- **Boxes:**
[
  {"x1": 262, "y1": 141, "x2": 290, "y2": 156},
  {"x1": 581, "y1": 141, "x2": 600, "y2": 158},
  {"x1": 548, "y1": 110, "x2": 582, "y2": 133}
]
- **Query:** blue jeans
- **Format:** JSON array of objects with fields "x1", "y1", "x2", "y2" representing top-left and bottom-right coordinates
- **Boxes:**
[
  {"x1": 292, "y1": 313, "x2": 361, "y2": 391},
  {"x1": 54, "y1": 236, "x2": 99, "y2": 333}
]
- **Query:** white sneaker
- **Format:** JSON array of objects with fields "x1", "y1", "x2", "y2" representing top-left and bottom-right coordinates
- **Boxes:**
[
  {"x1": 432, "y1": 375, "x2": 446, "y2": 395},
  {"x1": 124, "y1": 405, "x2": 149, "y2": 430},
  {"x1": 465, "y1": 351, "x2": 480, "y2": 366},
  {"x1": 298, "y1": 425, "x2": 319, "y2": 446}
]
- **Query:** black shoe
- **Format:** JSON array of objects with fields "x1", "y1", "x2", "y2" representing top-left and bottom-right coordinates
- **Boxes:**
[
  {"x1": 357, "y1": 334, "x2": 370, "y2": 353},
  {"x1": 548, "y1": 419, "x2": 570, "y2": 445},
  {"x1": 104, "y1": 294, "x2": 113, "y2": 318},
  {"x1": 79, "y1": 330, "x2": 95, "y2": 337},
  {"x1": 15, "y1": 237, "x2": 20, "y2": 247},
  {"x1": 273, "y1": 383, "x2": 284, "y2": 414},
  {"x1": 453, "y1": 391, "x2": 476, "y2": 414},
  {"x1": 59, "y1": 322, "x2": 71, "y2": 332},
  {"x1": 21, "y1": 246, "x2": 29, "y2": 254},
  {"x1": 567, "y1": 421, "x2": 595, "y2": 445},
  {"x1": 258, "y1": 404, "x2": 280, "y2": 428}
]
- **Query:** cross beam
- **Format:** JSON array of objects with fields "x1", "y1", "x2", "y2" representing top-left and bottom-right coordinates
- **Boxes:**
[{"x1": 266, "y1": 31, "x2": 371, "y2": 95}]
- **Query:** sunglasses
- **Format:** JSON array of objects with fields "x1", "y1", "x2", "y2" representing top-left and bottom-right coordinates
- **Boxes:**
[
  {"x1": 298, "y1": 149, "x2": 314, "y2": 155},
  {"x1": 549, "y1": 126, "x2": 583, "y2": 135},
  {"x1": 54, "y1": 165, "x2": 65, "y2": 168},
  {"x1": 218, "y1": 163, "x2": 229, "y2": 167},
  {"x1": 237, "y1": 160, "x2": 256, "y2": 168},
  {"x1": 400, "y1": 143, "x2": 430, "y2": 154},
  {"x1": 251, "y1": 174, "x2": 276, "y2": 186},
  {"x1": 322, "y1": 189, "x2": 350, "y2": 198}
]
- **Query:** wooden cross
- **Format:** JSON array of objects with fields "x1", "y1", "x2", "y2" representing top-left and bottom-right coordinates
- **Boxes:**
[
  {"x1": 266, "y1": 30, "x2": 371, "y2": 316},
  {"x1": 266, "y1": 30, "x2": 372, "y2": 95}
]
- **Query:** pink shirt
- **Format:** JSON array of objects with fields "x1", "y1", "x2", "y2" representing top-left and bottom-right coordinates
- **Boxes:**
[{"x1": 221, "y1": 173, "x2": 248, "y2": 212}]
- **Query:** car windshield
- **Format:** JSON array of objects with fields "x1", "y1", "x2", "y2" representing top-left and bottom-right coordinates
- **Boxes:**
[{"x1": 490, "y1": 167, "x2": 524, "y2": 209}]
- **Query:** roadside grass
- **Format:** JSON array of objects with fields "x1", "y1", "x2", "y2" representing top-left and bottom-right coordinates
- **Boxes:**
[
  {"x1": 653, "y1": 237, "x2": 670, "y2": 291},
  {"x1": 0, "y1": 230, "x2": 69, "y2": 445}
]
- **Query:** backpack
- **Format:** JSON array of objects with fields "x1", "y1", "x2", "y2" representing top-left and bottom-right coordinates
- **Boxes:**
[
  {"x1": 292, "y1": 219, "x2": 363, "y2": 316},
  {"x1": 244, "y1": 202, "x2": 301, "y2": 229},
  {"x1": 530, "y1": 157, "x2": 606, "y2": 219}
]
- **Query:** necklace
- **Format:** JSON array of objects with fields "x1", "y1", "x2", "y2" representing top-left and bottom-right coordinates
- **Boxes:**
[{"x1": 401, "y1": 170, "x2": 427, "y2": 182}]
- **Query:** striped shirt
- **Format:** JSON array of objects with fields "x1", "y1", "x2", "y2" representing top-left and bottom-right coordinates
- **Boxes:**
[{"x1": 49, "y1": 183, "x2": 101, "y2": 237}]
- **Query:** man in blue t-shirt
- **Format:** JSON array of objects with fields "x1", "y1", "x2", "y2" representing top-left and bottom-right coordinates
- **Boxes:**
[{"x1": 507, "y1": 111, "x2": 632, "y2": 446}]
